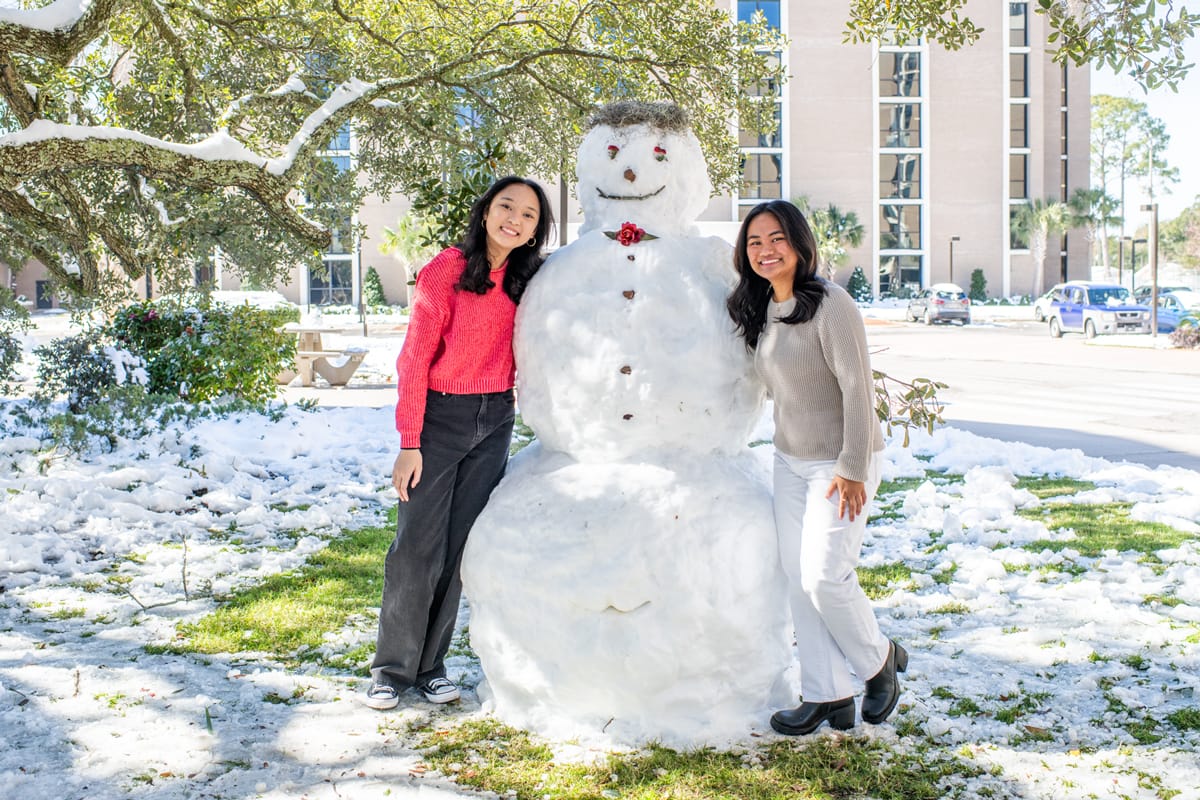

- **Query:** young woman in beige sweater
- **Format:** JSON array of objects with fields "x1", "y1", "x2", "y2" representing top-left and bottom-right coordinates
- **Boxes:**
[{"x1": 727, "y1": 200, "x2": 906, "y2": 736}]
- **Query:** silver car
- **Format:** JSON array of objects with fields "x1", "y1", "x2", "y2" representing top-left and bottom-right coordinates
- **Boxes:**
[{"x1": 906, "y1": 283, "x2": 971, "y2": 325}]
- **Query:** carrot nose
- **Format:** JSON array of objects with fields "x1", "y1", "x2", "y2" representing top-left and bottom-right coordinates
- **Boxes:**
[{"x1": 624, "y1": 168, "x2": 636, "y2": 182}]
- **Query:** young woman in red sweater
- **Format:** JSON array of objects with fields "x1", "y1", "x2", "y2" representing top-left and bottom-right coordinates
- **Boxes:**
[{"x1": 365, "y1": 176, "x2": 554, "y2": 709}]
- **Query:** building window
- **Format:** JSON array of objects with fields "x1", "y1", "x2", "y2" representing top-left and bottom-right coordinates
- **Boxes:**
[
  {"x1": 738, "y1": 0, "x2": 780, "y2": 29},
  {"x1": 1010, "y1": 104, "x2": 1028, "y2": 147},
  {"x1": 880, "y1": 204, "x2": 921, "y2": 249},
  {"x1": 737, "y1": 4, "x2": 784, "y2": 216},
  {"x1": 740, "y1": 103, "x2": 782, "y2": 147},
  {"x1": 1010, "y1": 53, "x2": 1028, "y2": 98},
  {"x1": 1009, "y1": 204, "x2": 1030, "y2": 250},
  {"x1": 741, "y1": 153, "x2": 783, "y2": 199},
  {"x1": 310, "y1": 256, "x2": 353, "y2": 305},
  {"x1": 1009, "y1": 2, "x2": 1028, "y2": 47},
  {"x1": 880, "y1": 153, "x2": 921, "y2": 198},
  {"x1": 1009, "y1": 153, "x2": 1027, "y2": 199},
  {"x1": 879, "y1": 255, "x2": 922, "y2": 295},
  {"x1": 879, "y1": 52, "x2": 921, "y2": 97},
  {"x1": 879, "y1": 103, "x2": 921, "y2": 147}
]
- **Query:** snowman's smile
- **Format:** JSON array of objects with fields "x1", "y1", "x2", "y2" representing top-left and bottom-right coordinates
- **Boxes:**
[{"x1": 596, "y1": 185, "x2": 666, "y2": 201}]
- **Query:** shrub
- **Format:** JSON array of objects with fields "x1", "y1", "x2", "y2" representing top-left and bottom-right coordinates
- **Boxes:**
[
  {"x1": 0, "y1": 288, "x2": 31, "y2": 390},
  {"x1": 1169, "y1": 322, "x2": 1200, "y2": 349},
  {"x1": 108, "y1": 298, "x2": 294, "y2": 403},
  {"x1": 969, "y1": 269, "x2": 987, "y2": 302},
  {"x1": 846, "y1": 266, "x2": 872, "y2": 302},
  {"x1": 363, "y1": 266, "x2": 388, "y2": 307},
  {"x1": 34, "y1": 330, "x2": 145, "y2": 412}
]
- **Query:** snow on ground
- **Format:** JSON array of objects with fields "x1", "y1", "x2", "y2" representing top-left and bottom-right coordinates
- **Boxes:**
[{"x1": 2, "y1": 360, "x2": 1199, "y2": 798}]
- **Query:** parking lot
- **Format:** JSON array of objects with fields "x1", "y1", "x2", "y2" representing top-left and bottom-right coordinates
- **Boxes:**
[{"x1": 866, "y1": 310, "x2": 1200, "y2": 469}]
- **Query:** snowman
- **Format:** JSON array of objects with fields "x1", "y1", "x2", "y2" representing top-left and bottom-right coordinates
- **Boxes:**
[{"x1": 460, "y1": 101, "x2": 795, "y2": 747}]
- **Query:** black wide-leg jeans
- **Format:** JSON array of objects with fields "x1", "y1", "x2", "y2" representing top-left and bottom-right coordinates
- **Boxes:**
[{"x1": 370, "y1": 389, "x2": 515, "y2": 690}]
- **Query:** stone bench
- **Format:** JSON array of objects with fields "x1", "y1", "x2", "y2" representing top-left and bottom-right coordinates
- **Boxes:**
[{"x1": 278, "y1": 348, "x2": 367, "y2": 387}]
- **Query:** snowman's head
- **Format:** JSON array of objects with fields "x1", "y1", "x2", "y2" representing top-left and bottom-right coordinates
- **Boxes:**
[{"x1": 576, "y1": 101, "x2": 711, "y2": 235}]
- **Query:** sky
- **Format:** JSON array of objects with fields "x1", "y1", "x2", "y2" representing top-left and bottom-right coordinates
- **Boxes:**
[{"x1": 1090, "y1": 34, "x2": 1200, "y2": 222}]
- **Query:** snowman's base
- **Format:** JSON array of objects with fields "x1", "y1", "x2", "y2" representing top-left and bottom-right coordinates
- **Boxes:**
[{"x1": 462, "y1": 443, "x2": 798, "y2": 748}]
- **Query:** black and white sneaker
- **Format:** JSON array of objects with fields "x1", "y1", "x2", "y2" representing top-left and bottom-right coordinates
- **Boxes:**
[
  {"x1": 362, "y1": 683, "x2": 400, "y2": 710},
  {"x1": 418, "y1": 677, "x2": 460, "y2": 704}
]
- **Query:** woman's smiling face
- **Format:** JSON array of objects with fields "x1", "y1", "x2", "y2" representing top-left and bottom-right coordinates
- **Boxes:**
[
  {"x1": 744, "y1": 212, "x2": 798, "y2": 289},
  {"x1": 483, "y1": 183, "x2": 541, "y2": 262}
]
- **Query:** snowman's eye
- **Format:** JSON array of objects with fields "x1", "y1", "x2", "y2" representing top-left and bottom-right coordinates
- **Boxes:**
[
  {"x1": 607, "y1": 145, "x2": 619, "y2": 160},
  {"x1": 653, "y1": 146, "x2": 667, "y2": 162}
]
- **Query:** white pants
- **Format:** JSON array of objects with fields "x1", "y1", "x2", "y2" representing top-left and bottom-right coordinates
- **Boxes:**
[{"x1": 773, "y1": 451, "x2": 888, "y2": 702}]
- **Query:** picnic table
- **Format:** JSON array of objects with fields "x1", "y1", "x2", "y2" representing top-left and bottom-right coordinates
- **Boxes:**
[{"x1": 279, "y1": 323, "x2": 367, "y2": 387}]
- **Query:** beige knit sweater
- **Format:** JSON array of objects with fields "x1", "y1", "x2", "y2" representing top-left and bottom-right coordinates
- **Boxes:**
[{"x1": 754, "y1": 281, "x2": 885, "y2": 482}]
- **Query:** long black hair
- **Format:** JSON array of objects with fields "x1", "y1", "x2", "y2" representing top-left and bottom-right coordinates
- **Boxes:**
[
  {"x1": 456, "y1": 176, "x2": 555, "y2": 303},
  {"x1": 726, "y1": 200, "x2": 825, "y2": 350}
]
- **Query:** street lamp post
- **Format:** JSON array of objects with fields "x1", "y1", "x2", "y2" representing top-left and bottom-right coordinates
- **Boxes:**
[
  {"x1": 1141, "y1": 203, "x2": 1159, "y2": 337},
  {"x1": 949, "y1": 236, "x2": 960, "y2": 285}
]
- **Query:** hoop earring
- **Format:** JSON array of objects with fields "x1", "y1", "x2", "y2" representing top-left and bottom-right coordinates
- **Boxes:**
[{"x1": 526, "y1": 237, "x2": 536, "y2": 247}]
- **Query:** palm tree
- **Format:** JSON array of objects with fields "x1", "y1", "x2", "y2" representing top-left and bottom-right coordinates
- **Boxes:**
[
  {"x1": 1012, "y1": 198, "x2": 1068, "y2": 297},
  {"x1": 1067, "y1": 188, "x2": 1121, "y2": 274},
  {"x1": 794, "y1": 197, "x2": 865, "y2": 280}
]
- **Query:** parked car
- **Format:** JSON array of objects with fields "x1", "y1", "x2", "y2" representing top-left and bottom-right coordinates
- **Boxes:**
[
  {"x1": 1033, "y1": 283, "x2": 1066, "y2": 322},
  {"x1": 1154, "y1": 290, "x2": 1200, "y2": 333},
  {"x1": 1132, "y1": 284, "x2": 1188, "y2": 305},
  {"x1": 906, "y1": 283, "x2": 971, "y2": 325},
  {"x1": 1047, "y1": 281, "x2": 1151, "y2": 338}
]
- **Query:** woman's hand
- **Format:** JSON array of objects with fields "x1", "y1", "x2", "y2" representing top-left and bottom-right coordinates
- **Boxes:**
[
  {"x1": 826, "y1": 474, "x2": 867, "y2": 521},
  {"x1": 392, "y1": 449, "x2": 423, "y2": 501}
]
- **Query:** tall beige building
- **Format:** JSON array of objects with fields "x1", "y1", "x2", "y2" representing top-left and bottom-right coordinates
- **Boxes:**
[{"x1": 686, "y1": 0, "x2": 1091, "y2": 299}]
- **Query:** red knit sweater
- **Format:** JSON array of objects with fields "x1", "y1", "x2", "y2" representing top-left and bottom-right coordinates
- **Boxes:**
[{"x1": 394, "y1": 247, "x2": 517, "y2": 447}]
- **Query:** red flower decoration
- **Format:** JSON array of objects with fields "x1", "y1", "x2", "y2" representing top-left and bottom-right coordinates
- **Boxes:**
[
  {"x1": 607, "y1": 145, "x2": 619, "y2": 160},
  {"x1": 604, "y1": 221, "x2": 659, "y2": 246},
  {"x1": 653, "y1": 145, "x2": 667, "y2": 162},
  {"x1": 615, "y1": 222, "x2": 644, "y2": 246}
]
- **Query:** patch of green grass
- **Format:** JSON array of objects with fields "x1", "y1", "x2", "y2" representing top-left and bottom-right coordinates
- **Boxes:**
[
  {"x1": 993, "y1": 688, "x2": 1050, "y2": 725},
  {"x1": 1125, "y1": 718, "x2": 1162, "y2": 745},
  {"x1": 1121, "y1": 653, "x2": 1151, "y2": 671},
  {"x1": 1143, "y1": 593, "x2": 1182, "y2": 607},
  {"x1": 151, "y1": 511, "x2": 396, "y2": 666},
  {"x1": 1167, "y1": 708, "x2": 1200, "y2": 731},
  {"x1": 46, "y1": 607, "x2": 86, "y2": 620},
  {"x1": 414, "y1": 717, "x2": 983, "y2": 800},
  {"x1": 876, "y1": 476, "x2": 928, "y2": 496},
  {"x1": 931, "y1": 686, "x2": 956, "y2": 701},
  {"x1": 856, "y1": 562, "x2": 914, "y2": 599},
  {"x1": 1013, "y1": 476, "x2": 1097, "y2": 499},
  {"x1": 927, "y1": 625, "x2": 946, "y2": 640},
  {"x1": 1035, "y1": 560, "x2": 1088, "y2": 578},
  {"x1": 448, "y1": 624, "x2": 475, "y2": 659},
  {"x1": 263, "y1": 686, "x2": 308, "y2": 705},
  {"x1": 949, "y1": 698, "x2": 983, "y2": 718},
  {"x1": 930, "y1": 602, "x2": 970, "y2": 616},
  {"x1": 932, "y1": 563, "x2": 958, "y2": 585},
  {"x1": 1002, "y1": 625, "x2": 1025, "y2": 635},
  {"x1": 1017, "y1": 502, "x2": 1191, "y2": 558}
]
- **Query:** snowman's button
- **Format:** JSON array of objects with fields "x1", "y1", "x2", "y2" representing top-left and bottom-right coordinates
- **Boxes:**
[
  {"x1": 622, "y1": 290, "x2": 635, "y2": 299},
  {"x1": 627, "y1": 254, "x2": 635, "y2": 261},
  {"x1": 619, "y1": 365, "x2": 632, "y2": 375},
  {"x1": 622, "y1": 414, "x2": 634, "y2": 420}
]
